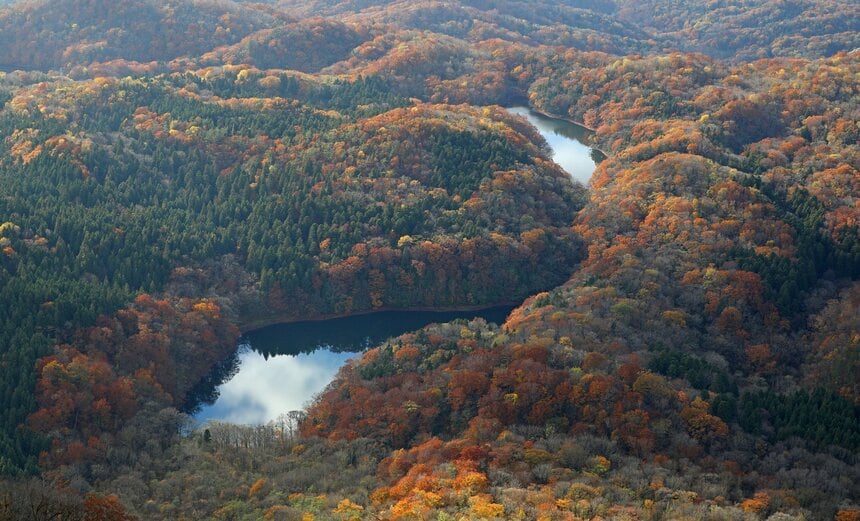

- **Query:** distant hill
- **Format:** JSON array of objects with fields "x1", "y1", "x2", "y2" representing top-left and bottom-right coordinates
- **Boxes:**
[
  {"x1": 0, "y1": 0, "x2": 275, "y2": 70},
  {"x1": 614, "y1": 0, "x2": 860, "y2": 59},
  {"x1": 277, "y1": 0, "x2": 859, "y2": 58},
  {"x1": 285, "y1": 0, "x2": 656, "y2": 54},
  {"x1": 201, "y1": 18, "x2": 371, "y2": 73},
  {"x1": 2, "y1": 0, "x2": 855, "y2": 72}
]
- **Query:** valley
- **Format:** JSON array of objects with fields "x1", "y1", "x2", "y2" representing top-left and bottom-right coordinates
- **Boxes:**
[{"x1": 0, "y1": 0, "x2": 857, "y2": 519}]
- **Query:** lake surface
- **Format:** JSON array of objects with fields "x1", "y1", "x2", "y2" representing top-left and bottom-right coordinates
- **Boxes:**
[
  {"x1": 193, "y1": 306, "x2": 515, "y2": 424},
  {"x1": 507, "y1": 106, "x2": 604, "y2": 185}
]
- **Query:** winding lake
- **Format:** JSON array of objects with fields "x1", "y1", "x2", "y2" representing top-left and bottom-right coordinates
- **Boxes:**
[
  {"x1": 193, "y1": 107, "x2": 596, "y2": 425},
  {"x1": 507, "y1": 106, "x2": 604, "y2": 185},
  {"x1": 193, "y1": 306, "x2": 515, "y2": 424}
]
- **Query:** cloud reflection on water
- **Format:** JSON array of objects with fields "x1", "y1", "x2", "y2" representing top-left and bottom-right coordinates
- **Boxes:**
[{"x1": 195, "y1": 349, "x2": 354, "y2": 425}]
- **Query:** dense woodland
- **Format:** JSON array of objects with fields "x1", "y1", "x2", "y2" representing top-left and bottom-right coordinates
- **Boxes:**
[{"x1": 0, "y1": 0, "x2": 857, "y2": 519}]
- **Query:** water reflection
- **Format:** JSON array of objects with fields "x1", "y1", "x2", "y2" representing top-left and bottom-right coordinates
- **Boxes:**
[
  {"x1": 194, "y1": 346, "x2": 353, "y2": 424},
  {"x1": 507, "y1": 106, "x2": 604, "y2": 185},
  {"x1": 193, "y1": 306, "x2": 515, "y2": 424}
]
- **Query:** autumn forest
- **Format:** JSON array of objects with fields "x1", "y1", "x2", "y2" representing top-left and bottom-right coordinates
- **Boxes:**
[{"x1": 0, "y1": 0, "x2": 858, "y2": 519}]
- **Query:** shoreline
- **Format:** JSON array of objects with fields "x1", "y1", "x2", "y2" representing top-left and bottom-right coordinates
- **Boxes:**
[
  {"x1": 237, "y1": 301, "x2": 520, "y2": 334},
  {"x1": 527, "y1": 107, "x2": 611, "y2": 159},
  {"x1": 529, "y1": 107, "x2": 597, "y2": 132}
]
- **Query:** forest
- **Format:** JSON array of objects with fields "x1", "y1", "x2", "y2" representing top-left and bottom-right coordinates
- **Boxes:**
[{"x1": 0, "y1": 0, "x2": 858, "y2": 519}]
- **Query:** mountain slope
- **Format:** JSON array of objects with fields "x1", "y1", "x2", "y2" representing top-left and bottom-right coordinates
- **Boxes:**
[
  {"x1": 0, "y1": 0, "x2": 274, "y2": 70},
  {"x1": 615, "y1": 0, "x2": 860, "y2": 59}
]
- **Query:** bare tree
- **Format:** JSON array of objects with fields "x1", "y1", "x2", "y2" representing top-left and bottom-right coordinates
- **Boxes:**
[{"x1": 0, "y1": 479, "x2": 85, "y2": 521}]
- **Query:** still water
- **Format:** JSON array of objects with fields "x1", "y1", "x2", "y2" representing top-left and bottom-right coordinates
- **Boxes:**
[
  {"x1": 507, "y1": 106, "x2": 604, "y2": 185},
  {"x1": 193, "y1": 106, "x2": 592, "y2": 425},
  {"x1": 193, "y1": 306, "x2": 515, "y2": 424}
]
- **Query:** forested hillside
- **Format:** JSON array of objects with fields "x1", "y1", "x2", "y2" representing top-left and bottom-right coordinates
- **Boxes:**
[
  {"x1": 0, "y1": 0, "x2": 857, "y2": 519},
  {"x1": 0, "y1": 0, "x2": 276, "y2": 70},
  {"x1": 614, "y1": 0, "x2": 860, "y2": 59},
  {"x1": 0, "y1": 69, "x2": 585, "y2": 476}
]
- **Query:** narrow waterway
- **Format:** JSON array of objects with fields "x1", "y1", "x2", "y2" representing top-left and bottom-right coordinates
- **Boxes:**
[{"x1": 506, "y1": 106, "x2": 604, "y2": 185}]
